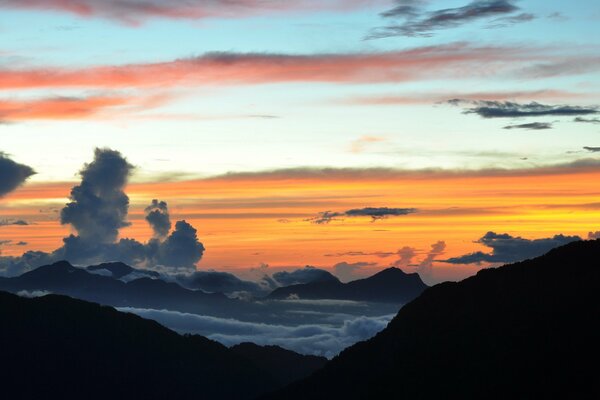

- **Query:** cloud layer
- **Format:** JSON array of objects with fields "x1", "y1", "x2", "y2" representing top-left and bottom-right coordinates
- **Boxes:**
[
  {"x1": 119, "y1": 307, "x2": 394, "y2": 358},
  {"x1": 308, "y1": 207, "x2": 417, "y2": 224}
]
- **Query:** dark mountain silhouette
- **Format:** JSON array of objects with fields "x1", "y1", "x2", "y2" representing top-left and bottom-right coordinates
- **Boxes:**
[
  {"x1": 267, "y1": 267, "x2": 428, "y2": 304},
  {"x1": 230, "y1": 343, "x2": 327, "y2": 385},
  {"x1": 0, "y1": 260, "x2": 237, "y2": 316},
  {"x1": 262, "y1": 240, "x2": 600, "y2": 399},
  {"x1": 87, "y1": 261, "x2": 160, "y2": 279},
  {"x1": 0, "y1": 291, "x2": 328, "y2": 400}
]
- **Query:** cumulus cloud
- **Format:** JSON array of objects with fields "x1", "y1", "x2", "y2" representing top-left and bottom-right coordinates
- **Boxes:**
[
  {"x1": 369, "y1": 0, "x2": 526, "y2": 39},
  {"x1": 60, "y1": 148, "x2": 134, "y2": 244},
  {"x1": 118, "y1": 307, "x2": 394, "y2": 358},
  {"x1": 449, "y1": 100, "x2": 599, "y2": 119},
  {"x1": 0, "y1": 149, "x2": 205, "y2": 276},
  {"x1": 416, "y1": 241, "x2": 446, "y2": 280},
  {"x1": 444, "y1": 231, "x2": 581, "y2": 265},
  {"x1": 0, "y1": 152, "x2": 35, "y2": 197},
  {"x1": 503, "y1": 122, "x2": 553, "y2": 130},
  {"x1": 145, "y1": 199, "x2": 171, "y2": 239},
  {"x1": 308, "y1": 207, "x2": 417, "y2": 224},
  {"x1": 272, "y1": 266, "x2": 339, "y2": 286},
  {"x1": 393, "y1": 246, "x2": 417, "y2": 268}
]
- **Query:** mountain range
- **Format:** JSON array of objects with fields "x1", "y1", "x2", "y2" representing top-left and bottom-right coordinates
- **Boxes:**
[
  {"x1": 0, "y1": 290, "x2": 326, "y2": 400},
  {"x1": 267, "y1": 267, "x2": 428, "y2": 303},
  {"x1": 262, "y1": 239, "x2": 600, "y2": 399}
]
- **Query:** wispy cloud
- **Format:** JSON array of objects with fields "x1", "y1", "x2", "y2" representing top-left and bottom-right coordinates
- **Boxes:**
[
  {"x1": 448, "y1": 100, "x2": 599, "y2": 118},
  {"x1": 368, "y1": 0, "x2": 528, "y2": 39},
  {"x1": 308, "y1": 207, "x2": 417, "y2": 224},
  {"x1": 503, "y1": 122, "x2": 553, "y2": 130},
  {"x1": 0, "y1": 0, "x2": 378, "y2": 25}
]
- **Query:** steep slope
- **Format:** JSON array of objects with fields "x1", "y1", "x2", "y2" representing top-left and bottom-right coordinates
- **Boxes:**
[
  {"x1": 231, "y1": 343, "x2": 327, "y2": 384},
  {"x1": 263, "y1": 240, "x2": 600, "y2": 399},
  {"x1": 0, "y1": 291, "x2": 328, "y2": 400},
  {"x1": 268, "y1": 267, "x2": 428, "y2": 304}
]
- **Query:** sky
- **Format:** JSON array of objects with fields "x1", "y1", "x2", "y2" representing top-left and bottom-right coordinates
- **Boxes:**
[{"x1": 1, "y1": 0, "x2": 600, "y2": 283}]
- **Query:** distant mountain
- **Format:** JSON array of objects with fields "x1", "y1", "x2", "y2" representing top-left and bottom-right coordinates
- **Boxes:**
[
  {"x1": 262, "y1": 240, "x2": 600, "y2": 399},
  {"x1": 267, "y1": 267, "x2": 428, "y2": 304},
  {"x1": 0, "y1": 291, "x2": 328, "y2": 400},
  {"x1": 87, "y1": 261, "x2": 160, "y2": 280},
  {"x1": 0, "y1": 260, "x2": 237, "y2": 316}
]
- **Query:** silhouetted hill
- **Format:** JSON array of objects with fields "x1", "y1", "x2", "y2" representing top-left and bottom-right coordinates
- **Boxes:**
[
  {"x1": 262, "y1": 240, "x2": 600, "y2": 399},
  {"x1": 0, "y1": 291, "x2": 329, "y2": 400},
  {"x1": 267, "y1": 267, "x2": 428, "y2": 304},
  {"x1": 231, "y1": 343, "x2": 327, "y2": 385}
]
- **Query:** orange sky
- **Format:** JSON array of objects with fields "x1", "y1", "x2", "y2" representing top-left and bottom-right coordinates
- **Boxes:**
[{"x1": 2, "y1": 166, "x2": 599, "y2": 282}]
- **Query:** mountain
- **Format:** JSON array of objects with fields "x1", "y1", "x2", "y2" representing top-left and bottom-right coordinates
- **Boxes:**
[
  {"x1": 262, "y1": 240, "x2": 600, "y2": 399},
  {"x1": 230, "y1": 343, "x2": 327, "y2": 385},
  {"x1": 0, "y1": 291, "x2": 328, "y2": 400},
  {"x1": 267, "y1": 267, "x2": 428, "y2": 304},
  {"x1": 0, "y1": 260, "x2": 238, "y2": 316},
  {"x1": 87, "y1": 261, "x2": 160, "y2": 280}
]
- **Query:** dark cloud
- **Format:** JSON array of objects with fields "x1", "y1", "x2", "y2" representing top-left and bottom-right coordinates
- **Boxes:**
[
  {"x1": 588, "y1": 232, "x2": 600, "y2": 240},
  {"x1": 444, "y1": 231, "x2": 581, "y2": 265},
  {"x1": 1, "y1": 148, "x2": 205, "y2": 275},
  {"x1": 0, "y1": 152, "x2": 35, "y2": 197},
  {"x1": 503, "y1": 122, "x2": 553, "y2": 130},
  {"x1": 60, "y1": 148, "x2": 134, "y2": 244},
  {"x1": 369, "y1": 0, "x2": 525, "y2": 39},
  {"x1": 272, "y1": 266, "x2": 339, "y2": 286},
  {"x1": 393, "y1": 246, "x2": 417, "y2": 268},
  {"x1": 583, "y1": 146, "x2": 600, "y2": 152},
  {"x1": 0, "y1": 219, "x2": 30, "y2": 226},
  {"x1": 575, "y1": 117, "x2": 600, "y2": 124},
  {"x1": 145, "y1": 199, "x2": 171, "y2": 239},
  {"x1": 449, "y1": 100, "x2": 599, "y2": 118},
  {"x1": 308, "y1": 207, "x2": 417, "y2": 224}
]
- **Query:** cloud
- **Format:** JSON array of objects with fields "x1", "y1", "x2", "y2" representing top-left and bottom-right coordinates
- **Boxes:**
[
  {"x1": 350, "y1": 136, "x2": 386, "y2": 153},
  {"x1": 333, "y1": 261, "x2": 377, "y2": 283},
  {"x1": 486, "y1": 12, "x2": 535, "y2": 28},
  {"x1": 0, "y1": 44, "x2": 551, "y2": 90},
  {"x1": 145, "y1": 199, "x2": 171, "y2": 239},
  {"x1": 0, "y1": 0, "x2": 375, "y2": 25},
  {"x1": 308, "y1": 207, "x2": 417, "y2": 224},
  {"x1": 589, "y1": 232, "x2": 600, "y2": 240},
  {"x1": 393, "y1": 246, "x2": 417, "y2": 268},
  {"x1": 0, "y1": 219, "x2": 30, "y2": 227},
  {"x1": 0, "y1": 152, "x2": 35, "y2": 197},
  {"x1": 1, "y1": 149, "x2": 205, "y2": 275},
  {"x1": 449, "y1": 100, "x2": 599, "y2": 118},
  {"x1": 60, "y1": 148, "x2": 134, "y2": 244},
  {"x1": 118, "y1": 307, "x2": 394, "y2": 358},
  {"x1": 444, "y1": 231, "x2": 581, "y2": 265},
  {"x1": 503, "y1": 122, "x2": 553, "y2": 130},
  {"x1": 272, "y1": 266, "x2": 339, "y2": 286},
  {"x1": 416, "y1": 241, "x2": 446, "y2": 280},
  {"x1": 369, "y1": 0, "x2": 525, "y2": 39},
  {"x1": 575, "y1": 117, "x2": 600, "y2": 124},
  {"x1": 0, "y1": 95, "x2": 139, "y2": 122},
  {"x1": 583, "y1": 147, "x2": 600, "y2": 152},
  {"x1": 16, "y1": 290, "x2": 52, "y2": 298}
]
